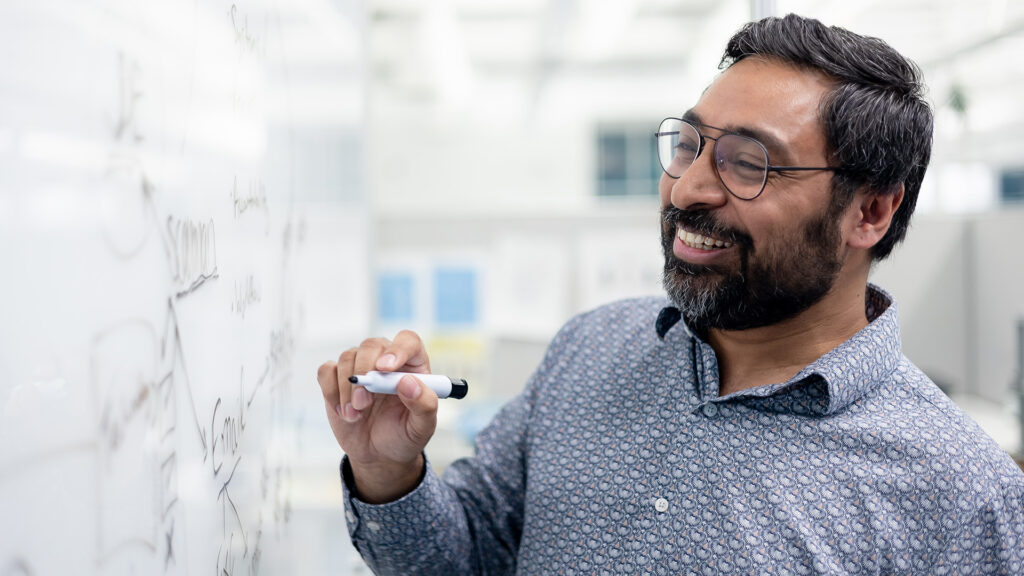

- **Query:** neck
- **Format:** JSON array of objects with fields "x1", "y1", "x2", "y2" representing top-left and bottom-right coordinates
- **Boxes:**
[{"x1": 708, "y1": 271, "x2": 871, "y2": 397}]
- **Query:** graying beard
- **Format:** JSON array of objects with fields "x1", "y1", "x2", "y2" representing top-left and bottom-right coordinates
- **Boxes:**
[{"x1": 662, "y1": 268, "x2": 739, "y2": 329}]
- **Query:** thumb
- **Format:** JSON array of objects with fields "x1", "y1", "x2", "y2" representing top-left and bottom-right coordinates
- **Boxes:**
[{"x1": 396, "y1": 375, "x2": 438, "y2": 443}]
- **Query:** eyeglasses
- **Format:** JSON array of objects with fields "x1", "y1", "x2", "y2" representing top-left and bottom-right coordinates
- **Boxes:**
[{"x1": 655, "y1": 117, "x2": 840, "y2": 200}]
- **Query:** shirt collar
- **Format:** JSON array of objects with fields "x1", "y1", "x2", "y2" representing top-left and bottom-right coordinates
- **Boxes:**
[{"x1": 656, "y1": 284, "x2": 902, "y2": 416}]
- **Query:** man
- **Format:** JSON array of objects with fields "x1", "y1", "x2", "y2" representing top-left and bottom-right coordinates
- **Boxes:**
[{"x1": 317, "y1": 14, "x2": 1024, "y2": 575}]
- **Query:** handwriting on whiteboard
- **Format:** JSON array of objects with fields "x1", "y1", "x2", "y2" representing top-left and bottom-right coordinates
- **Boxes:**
[
  {"x1": 232, "y1": 275, "x2": 262, "y2": 318},
  {"x1": 231, "y1": 176, "x2": 268, "y2": 219},
  {"x1": 166, "y1": 216, "x2": 218, "y2": 297},
  {"x1": 229, "y1": 4, "x2": 266, "y2": 59},
  {"x1": 113, "y1": 52, "x2": 143, "y2": 144}
]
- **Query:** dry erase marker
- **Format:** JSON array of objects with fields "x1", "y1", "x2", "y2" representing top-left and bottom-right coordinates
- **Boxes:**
[{"x1": 349, "y1": 371, "x2": 469, "y2": 399}]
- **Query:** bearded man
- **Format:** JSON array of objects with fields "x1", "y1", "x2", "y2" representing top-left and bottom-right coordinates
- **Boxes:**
[{"x1": 318, "y1": 14, "x2": 1024, "y2": 575}]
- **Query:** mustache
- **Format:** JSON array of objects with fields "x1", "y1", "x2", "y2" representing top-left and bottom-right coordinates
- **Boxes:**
[{"x1": 661, "y1": 206, "x2": 751, "y2": 248}]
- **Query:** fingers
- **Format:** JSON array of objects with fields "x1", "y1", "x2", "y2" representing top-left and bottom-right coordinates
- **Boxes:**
[
  {"x1": 353, "y1": 337, "x2": 390, "y2": 375},
  {"x1": 376, "y1": 330, "x2": 431, "y2": 373},
  {"x1": 351, "y1": 386, "x2": 374, "y2": 411},
  {"x1": 334, "y1": 347, "x2": 359, "y2": 419},
  {"x1": 337, "y1": 342, "x2": 377, "y2": 422},
  {"x1": 395, "y1": 375, "x2": 439, "y2": 445},
  {"x1": 317, "y1": 359, "x2": 341, "y2": 415},
  {"x1": 322, "y1": 331, "x2": 431, "y2": 425}
]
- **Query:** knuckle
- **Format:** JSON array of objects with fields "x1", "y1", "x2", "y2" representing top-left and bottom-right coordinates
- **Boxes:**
[
  {"x1": 395, "y1": 329, "x2": 420, "y2": 341},
  {"x1": 423, "y1": 395, "x2": 439, "y2": 413},
  {"x1": 336, "y1": 365, "x2": 353, "y2": 396},
  {"x1": 408, "y1": 415, "x2": 437, "y2": 444},
  {"x1": 339, "y1": 348, "x2": 357, "y2": 363},
  {"x1": 412, "y1": 389, "x2": 438, "y2": 413},
  {"x1": 317, "y1": 361, "x2": 335, "y2": 382},
  {"x1": 359, "y1": 337, "x2": 389, "y2": 349}
]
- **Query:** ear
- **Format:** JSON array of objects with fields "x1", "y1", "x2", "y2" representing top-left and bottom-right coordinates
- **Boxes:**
[{"x1": 846, "y1": 184, "x2": 904, "y2": 250}]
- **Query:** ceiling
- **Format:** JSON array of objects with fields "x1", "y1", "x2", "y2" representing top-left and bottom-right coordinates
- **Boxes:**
[{"x1": 347, "y1": 0, "x2": 1024, "y2": 166}]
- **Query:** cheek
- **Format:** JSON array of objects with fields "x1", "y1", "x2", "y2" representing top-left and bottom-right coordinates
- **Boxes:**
[
  {"x1": 741, "y1": 210, "x2": 793, "y2": 256},
  {"x1": 749, "y1": 203, "x2": 831, "y2": 259}
]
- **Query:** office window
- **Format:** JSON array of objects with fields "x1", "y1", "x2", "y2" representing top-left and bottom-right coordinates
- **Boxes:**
[{"x1": 597, "y1": 125, "x2": 661, "y2": 197}]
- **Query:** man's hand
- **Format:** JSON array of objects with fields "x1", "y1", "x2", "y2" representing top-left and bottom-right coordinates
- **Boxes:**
[{"x1": 317, "y1": 330, "x2": 437, "y2": 503}]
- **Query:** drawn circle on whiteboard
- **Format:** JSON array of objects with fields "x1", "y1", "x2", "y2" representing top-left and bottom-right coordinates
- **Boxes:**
[{"x1": 99, "y1": 171, "x2": 156, "y2": 260}]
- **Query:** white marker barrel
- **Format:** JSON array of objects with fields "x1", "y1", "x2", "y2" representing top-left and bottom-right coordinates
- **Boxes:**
[{"x1": 349, "y1": 371, "x2": 468, "y2": 399}]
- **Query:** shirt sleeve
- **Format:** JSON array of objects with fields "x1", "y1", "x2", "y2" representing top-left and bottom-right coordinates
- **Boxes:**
[
  {"x1": 340, "y1": 454, "x2": 472, "y2": 574},
  {"x1": 924, "y1": 477, "x2": 1024, "y2": 575},
  {"x1": 340, "y1": 314, "x2": 586, "y2": 575},
  {"x1": 339, "y1": 390, "x2": 534, "y2": 575}
]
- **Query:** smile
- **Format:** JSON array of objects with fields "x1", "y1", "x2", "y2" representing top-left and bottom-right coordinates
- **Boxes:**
[{"x1": 676, "y1": 226, "x2": 733, "y2": 251}]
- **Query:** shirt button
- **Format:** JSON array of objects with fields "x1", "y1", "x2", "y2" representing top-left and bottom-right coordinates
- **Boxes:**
[
  {"x1": 366, "y1": 521, "x2": 382, "y2": 533},
  {"x1": 345, "y1": 511, "x2": 355, "y2": 523},
  {"x1": 654, "y1": 498, "x2": 669, "y2": 513},
  {"x1": 702, "y1": 403, "x2": 718, "y2": 417}
]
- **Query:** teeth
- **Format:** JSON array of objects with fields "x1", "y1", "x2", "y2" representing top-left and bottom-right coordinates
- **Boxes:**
[{"x1": 677, "y1": 227, "x2": 732, "y2": 250}]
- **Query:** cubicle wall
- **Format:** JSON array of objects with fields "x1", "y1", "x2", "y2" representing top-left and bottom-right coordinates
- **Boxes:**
[
  {"x1": 871, "y1": 216, "x2": 972, "y2": 394},
  {"x1": 971, "y1": 210, "x2": 1024, "y2": 402},
  {"x1": 872, "y1": 208, "x2": 1024, "y2": 404}
]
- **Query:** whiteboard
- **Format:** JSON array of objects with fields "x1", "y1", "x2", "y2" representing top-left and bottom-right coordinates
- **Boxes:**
[{"x1": 0, "y1": 1, "x2": 368, "y2": 574}]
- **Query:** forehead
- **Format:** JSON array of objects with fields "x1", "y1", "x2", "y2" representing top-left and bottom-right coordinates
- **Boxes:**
[{"x1": 691, "y1": 57, "x2": 832, "y2": 160}]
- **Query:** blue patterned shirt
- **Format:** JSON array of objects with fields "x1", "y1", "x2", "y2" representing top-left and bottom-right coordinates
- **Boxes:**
[{"x1": 341, "y1": 286, "x2": 1024, "y2": 575}]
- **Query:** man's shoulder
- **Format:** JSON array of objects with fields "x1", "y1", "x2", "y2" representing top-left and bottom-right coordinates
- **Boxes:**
[
  {"x1": 543, "y1": 296, "x2": 674, "y2": 359},
  {"x1": 560, "y1": 296, "x2": 671, "y2": 338},
  {"x1": 582, "y1": 295, "x2": 671, "y2": 322},
  {"x1": 872, "y1": 357, "x2": 1024, "y2": 490}
]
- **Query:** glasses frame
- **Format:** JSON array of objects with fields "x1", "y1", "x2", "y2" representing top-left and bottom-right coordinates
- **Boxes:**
[{"x1": 655, "y1": 117, "x2": 841, "y2": 201}]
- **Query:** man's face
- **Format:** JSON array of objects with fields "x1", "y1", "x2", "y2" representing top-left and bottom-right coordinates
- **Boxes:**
[{"x1": 659, "y1": 57, "x2": 850, "y2": 332}]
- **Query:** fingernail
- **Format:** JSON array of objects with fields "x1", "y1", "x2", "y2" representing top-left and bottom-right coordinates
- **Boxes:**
[
  {"x1": 352, "y1": 386, "x2": 369, "y2": 409},
  {"x1": 398, "y1": 376, "x2": 421, "y2": 400},
  {"x1": 343, "y1": 403, "x2": 361, "y2": 421},
  {"x1": 377, "y1": 354, "x2": 397, "y2": 370}
]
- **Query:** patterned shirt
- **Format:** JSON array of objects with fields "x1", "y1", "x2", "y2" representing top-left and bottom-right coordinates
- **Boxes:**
[{"x1": 341, "y1": 286, "x2": 1024, "y2": 575}]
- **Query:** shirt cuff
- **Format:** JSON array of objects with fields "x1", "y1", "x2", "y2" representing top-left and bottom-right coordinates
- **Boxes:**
[{"x1": 340, "y1": 454, "x2": 434, "y2": 543}]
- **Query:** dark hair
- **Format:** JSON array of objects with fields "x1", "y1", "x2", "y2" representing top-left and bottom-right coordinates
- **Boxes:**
[{"x1": 722, "y1": 14, "x2": 933, "y2": 260}]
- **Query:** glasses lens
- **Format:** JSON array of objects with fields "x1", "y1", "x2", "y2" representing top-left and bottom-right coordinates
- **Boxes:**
[
  {"x1": 714, "y1": 134, "x2": 768, "y2": 199},
  {"x1": 657, "y1": 119, "x2": 700, "y2": 178}
]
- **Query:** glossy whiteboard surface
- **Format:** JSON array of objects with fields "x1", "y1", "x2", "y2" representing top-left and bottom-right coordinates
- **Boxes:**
[{"x1": 0, "y1": 1, "x2": 368, "y2": 574}]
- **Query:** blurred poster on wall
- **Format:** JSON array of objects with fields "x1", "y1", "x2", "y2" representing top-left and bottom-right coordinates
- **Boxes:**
[
  {"x1": 487, "y1": 234, "x2": 570, "y2": 339},
  {"x1": 577, "y1": 229, "x2": 663, "y2": 312}
]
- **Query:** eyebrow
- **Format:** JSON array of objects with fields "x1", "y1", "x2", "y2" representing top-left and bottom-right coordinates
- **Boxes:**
[{"x1": 682, "y1": 109, "x2": 794, "y2": 164}]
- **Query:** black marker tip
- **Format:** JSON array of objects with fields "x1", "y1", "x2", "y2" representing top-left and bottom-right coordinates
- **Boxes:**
[{"x1": 348, "y1": 376, "x2": 358, "y2": 383}]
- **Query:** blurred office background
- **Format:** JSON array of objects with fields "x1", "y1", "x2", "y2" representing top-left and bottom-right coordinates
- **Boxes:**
[{"x1": 2, "y1": 0, "x2": 1023, "y2": 574}]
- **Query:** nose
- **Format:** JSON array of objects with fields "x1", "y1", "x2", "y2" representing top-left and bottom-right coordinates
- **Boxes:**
[{"x1": 663, "y1": 139, "x2": 729, "y2": 211}]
